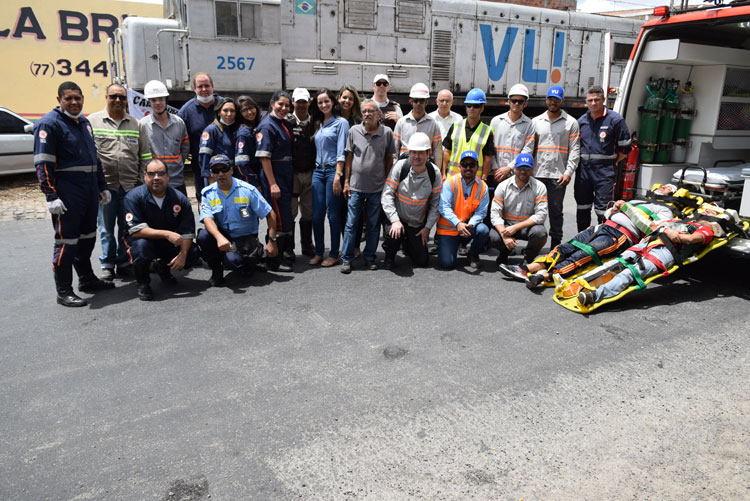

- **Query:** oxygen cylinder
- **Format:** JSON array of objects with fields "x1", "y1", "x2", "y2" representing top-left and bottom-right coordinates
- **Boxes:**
[
  {"x1": 655, "y1": 79, "x2": 679, "y2": 163},
  {"x1": 671, "y1": 82, "x2": 695, "y2": 163},
  {"x1": 639, "y1": 78, "x2": 662, "y2": 163}
]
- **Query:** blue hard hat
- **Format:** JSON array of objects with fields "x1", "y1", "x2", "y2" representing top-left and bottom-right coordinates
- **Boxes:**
[
  {"x1": 209, "y1": 154, "x2": 232, "y2": 168},
  {"x1": 460, "y1": 150, "x2": 479, "y2": 163},
  {"x1": 547, "y1": 86, "x2": 564, "y2": 100},
  {"x1": 464, "y1": 88, "x2": 487, "y2": 104},
  {"x1": 515, "y1": 153, "x2": 534, "y2": 169}
]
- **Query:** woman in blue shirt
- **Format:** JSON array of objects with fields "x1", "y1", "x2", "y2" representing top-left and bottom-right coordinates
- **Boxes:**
[
  {"x1": 234, "y1": 95, "x2": 262, "y2": 189},
  {"x1": 256, "y1": 90, "x2": 295, "y2": 272},
  {"x1": 199, "y1": 98, "x2": 238, "y2": 186},
  {"x1": 309, "y1": 88, "x2": 350, "y2": 267}
]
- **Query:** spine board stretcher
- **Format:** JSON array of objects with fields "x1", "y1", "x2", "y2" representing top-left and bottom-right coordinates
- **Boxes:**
[
  {"x1": 531, "y1": 185, "x2": 703, "y2": 288},
  {"x1": 552, "y1": 214, "x2": 749, "y2": 313}
]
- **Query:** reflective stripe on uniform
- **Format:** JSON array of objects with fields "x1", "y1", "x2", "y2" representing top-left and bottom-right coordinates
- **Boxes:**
[
  {"x1": 34, "y1": 153, "x2": 57, "y2": 163},
  {"x1": 55, "y1": 237, "x2": 78, "y2": 244},
  {"x1": 447, "y1": 120, "x2": 491, "y2": 177},
  {"x1": 199, "y1": 147, "x2": 214, "y2": 155},
  {"x1": 60, "y1": 165, "x2": 98, "y2": 173},
  {"x1": 581, "y1": 153, "x2": 616, "y2": 161},
  {"x1": 80, "y1": 231, "x2": 97, "y2": 239},
  {"x1": 235, "y1": 154, "x2": 251, "y2": 163},
  {"x1": 91, "y1": 129, "x2": 140, "y2": 137}
]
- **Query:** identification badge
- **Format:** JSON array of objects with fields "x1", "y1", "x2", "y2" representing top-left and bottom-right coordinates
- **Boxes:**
[{"x1": 239, "y1": 206, "x2": 250, "y2": 218}]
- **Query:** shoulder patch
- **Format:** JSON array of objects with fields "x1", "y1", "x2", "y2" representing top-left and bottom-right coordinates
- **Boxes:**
[
  {"x1": 255, "y1": 132, "x2": 263, "y2": 142},
  {"x1": 238, "y1": 141, "x2": 244, "y2": 149},
  {"x1": 125, "y1": 212, "x2": 134, "y2": 222},
  {"x1": 202, "y1": 131, "x2": 209, "y2": 141},
  {"x1": 38, "y1": 130, "x2": 47, "y2": 139},
  {"x1": 173, "y1": 204, "x2": 181, "y2": 213},
  {"x1": 87, "y1": 125, "x2": 93, "y2": 136}
]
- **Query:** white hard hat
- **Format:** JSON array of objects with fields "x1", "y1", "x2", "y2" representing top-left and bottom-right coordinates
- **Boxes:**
[
  {"x1": 406, "y1": 132, "x2": 431, "y2": 151},
  {"x1": 144, "y1": 80, "x2": 169, "y2": 99},
  {"x1": 507, "y1": 83, "x2": 529, "y2": 99},
  {"x1": 409, "y1": 83, "x2": 430, "y2": 99}
]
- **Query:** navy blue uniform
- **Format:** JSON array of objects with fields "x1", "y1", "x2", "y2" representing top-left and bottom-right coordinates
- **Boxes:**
[
  {"x1": 197, "y1": 178, "x2": 272, "y2": 270},
  {"x1": 198, "y1": 122, "x2": 235, "y2": 181},
  {"x1": 234, "y1": 124, "x2": 261, "y2": 188},
  {"x1": 575, "y1": 107, "x2": 631, "y2": 230},
  {"x1": 255, "y1": 114, "x2": 294, "y2": 233},
  {"x1": 178, "y1": 95, "x2": 221, "y2": 200},
  {"x1": 34, "y1": 107, "x2": 106, "y2": 268},
  {"x1": 123, "y1": 184, "x2": 199, "y2": 267}
]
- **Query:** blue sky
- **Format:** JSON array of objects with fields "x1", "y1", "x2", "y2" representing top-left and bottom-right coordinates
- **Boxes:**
[{"x1": 578, "y1": 0, "x2": 684, "y2": 13}]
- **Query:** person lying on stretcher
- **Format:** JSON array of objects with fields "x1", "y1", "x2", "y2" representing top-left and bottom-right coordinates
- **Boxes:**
[
  {"x1": 499, "y1": 184, "x2": 681, "y2": 288},
  {"x1": 575, "y1": 205, "x2": 736, "y2": 307}
]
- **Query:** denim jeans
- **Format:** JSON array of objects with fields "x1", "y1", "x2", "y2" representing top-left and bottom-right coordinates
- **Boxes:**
[
  {"x1": 342, "y1": 191, "x2": 382, "y2": 263},
  {"x1": 594, "y1": 244, "x2": 673, "y2": 301},
  {"x1": 437, "y1": 222, "x2": 490, "y2": 269},
  {"x1": 312, "y1": 166, "x2": 344, "y2": 258},
  {"x1": 97, "y1": 186, "x2": 129, "y2": 269}
]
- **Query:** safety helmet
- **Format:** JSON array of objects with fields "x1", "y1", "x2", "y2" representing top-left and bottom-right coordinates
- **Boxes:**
[
  {"x1": 508, "y1": 83, "x2": 529, "y2": 99},
  {"x1": 144, "y1": 80, "x2": 169, "y2": 99},
  {"x1": 464, "y1": 88, "x2": 487, "y2": 104},
  {"x1": 409, "y1": 83, "x2": 430, "y2": 99},
  {"x1": 406, "y1": 132, "x2": 432, "y2": 152}
]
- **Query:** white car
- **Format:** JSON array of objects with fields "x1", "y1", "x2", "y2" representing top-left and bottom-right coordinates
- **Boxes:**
[{"x1": 0, "y1": 107, "x2": 34, "y2": 176}]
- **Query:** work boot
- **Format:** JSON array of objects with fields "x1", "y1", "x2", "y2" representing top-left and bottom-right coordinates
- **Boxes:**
[
  {"x1": 209, "y1": 265, "x2": 225, "y2": 287},
  {"x1": 133, "y1": 260, "x2": 153, "y2": 301},
  {"x1": 54, "y1": 266, "x2": 87, "y2": 307},
  {"x1": 74, "y1": 260, "x2": 116, "y2": 292},
  {"x1": 300, "y1": 221, "x2": 315, "y2": 257},
  {"x1": 152, "y1": 259, "x2": 177, "y2": 284}
]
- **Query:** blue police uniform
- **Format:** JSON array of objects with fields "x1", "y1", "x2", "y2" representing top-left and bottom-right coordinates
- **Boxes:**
[
  {"x1": 197, "y1": 177, "x2": 272, "y2": 270},
  {"x1": 234, "y1": 124, "x2": 261, "y2": 188},
  {"x1": 34, "y1": 107, "x2": 106, "y2": 270},
  {"x1": 178, "y1": 95, "x2": 221, "y2": 200},
  {"x1": 123, "y1": 184, "x2": 199, "y2": 268},
  {"x1": 198, "y1": 122, "x2": 236, "y2": 182},
  {"x1": 575, "y1": 107, "x2": 631, "y2": 230},
  {"x1": 255, "y1": 113, "x2": 294, "y2": 234}
]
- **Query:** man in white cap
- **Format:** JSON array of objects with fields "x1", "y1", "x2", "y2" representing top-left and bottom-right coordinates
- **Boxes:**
[
  {"x1": 371, "y1": 74, "x2": 402, "y2": 130},
  {"x1": 393, "y1": 82, "x2": 442, "y2": 162},
  {"x1": 288, "y1": 87, "x2": 316, "y2": 257}
]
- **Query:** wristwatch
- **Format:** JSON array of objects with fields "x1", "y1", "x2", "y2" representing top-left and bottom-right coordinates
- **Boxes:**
[{"x1": 269, "y1": 234, "x2": 278, "y2": 242}]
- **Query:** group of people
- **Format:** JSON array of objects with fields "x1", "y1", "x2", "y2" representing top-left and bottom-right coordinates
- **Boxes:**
[{"x1": 34, "y1": 73, "x2": 635, "y2": 306}]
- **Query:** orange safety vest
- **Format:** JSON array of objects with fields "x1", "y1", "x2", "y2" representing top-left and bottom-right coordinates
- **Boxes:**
[{"x1": 436, "y1": 175, "x2": 487, "y2": 236}]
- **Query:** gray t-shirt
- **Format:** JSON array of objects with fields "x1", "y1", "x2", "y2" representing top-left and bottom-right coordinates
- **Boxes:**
[{"x1": 345, "y1": 124, "x2": 396, "y2": 193}]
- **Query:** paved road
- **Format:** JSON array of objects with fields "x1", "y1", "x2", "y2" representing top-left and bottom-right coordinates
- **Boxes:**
[{"x1": 1, "y1": 196, "x2": 749, "y2": 499}]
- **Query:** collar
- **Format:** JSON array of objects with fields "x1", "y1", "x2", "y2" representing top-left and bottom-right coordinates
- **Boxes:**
[
  {"x1": 103, "y1": 109, "x2": 131, "y2": 124},
  {"x1": 589, "y1": 107, "x2": 608, "y2": 120},
  {"x1": 541, "y1": 110, "x2": 568, "y2": 123},
  {"x1": 501, "y1": 112, "x2": 530, "y2": 124},
  {"x1": 407, "y1": 111, "x2": 428, "y2": 123},
  {"x1": 362, "y1": 123, "x2": 382, "y2": 137},
  {"x1": 293, "y1": 112, "x2": 310, "y2": 125}
]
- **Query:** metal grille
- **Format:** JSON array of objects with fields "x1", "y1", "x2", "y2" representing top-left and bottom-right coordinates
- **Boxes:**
[
  {"x1": 722, "y1": 67, "x2": 750, "y2": 97},
  {"x1": 396, "y1": 0, "x2": 425, "y2": 34},
  {"x1": 431, "y1": 29, "x2": 452, "y2": 81},
  {"x1": 716, "y1": 102, "x2": 750, "y2": 130},
  {"x1": 346, "y1": 0, "x2": 377, "y2": 30},
  {"x1": 313, "y1": 65, "x2": 338, "y2": 75}
]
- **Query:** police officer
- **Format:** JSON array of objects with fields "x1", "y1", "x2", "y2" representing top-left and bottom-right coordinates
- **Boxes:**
[
  {"x1": 178, "y1": 72, "x2": 221, "y2": 202},
  {"x1": 34, "y1": 81, "x2": 115, "y2": 307},
  {"x1": 575, "y1": 85, "x2": 632, "y2": 231},
  {"x1": 123, "y1": 159, "x2": 199, "y2": 301},
  {"x1": 197, "y1": 155, "x2": 279, "y2": 286}
]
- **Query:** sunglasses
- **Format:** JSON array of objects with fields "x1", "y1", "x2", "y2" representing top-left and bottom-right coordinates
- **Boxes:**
[
  {"x1": 411, "y1": 99, "x2": 426, "y2": 104},
  {"x1": 509, "y1": 98, "x2": 526, "y2": 105},
  {"x1": 108, "y1": 94, "x2": 127, "y2": 101},
  {"x1": 375, "y1": 81, "x2": 389, "y2": 87},
  {"x1": 466, "y1": 104, "x2": 482, "y2": 109},
  {"x1": 211, "y1": 165, "x2": 232, "y2": 174},
  {"x1": 145, "y1": 170, "x2": 168, "y2": 178},
  {"x1": 460, "y1": 162, "x2": 478, "y2": 169}
]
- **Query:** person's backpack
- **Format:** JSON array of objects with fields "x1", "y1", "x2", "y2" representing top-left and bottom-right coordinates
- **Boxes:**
[{"x1": 397, "y1": 158, "x2": 437, "y2": 186}]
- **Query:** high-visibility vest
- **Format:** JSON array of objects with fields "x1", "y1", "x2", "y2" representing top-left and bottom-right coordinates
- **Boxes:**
[
  {"x1": 436, "y1": 175, "x2": 487, "y2": 236},
  {"x1": 447, "y1": 119, "x2": 491, "y2": 178}
]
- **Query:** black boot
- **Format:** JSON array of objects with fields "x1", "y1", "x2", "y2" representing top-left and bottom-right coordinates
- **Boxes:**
[
  {"x1": 75, "y1": 261, "x2": 116, "y2": 293},
  {"x1": 133, "y1": 260, "x2": 153, "y2": 301},
  {"x1": 54, "y1": 266, "x2": 87, "y2": 307},
  {"x1": 209, "y1": 264, "x2": 225, "y2": 286},
  {"x1": 300, "y1": 221, "x2": 315, "y2": 257},
  {"x1": 152, "y1": 258, "x2": 177, "y2": 284},
  {"x1": 276, "y1": 233, "x2": 294, "y2": 272}
]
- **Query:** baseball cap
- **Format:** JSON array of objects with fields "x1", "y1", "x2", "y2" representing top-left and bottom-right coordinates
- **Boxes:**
[
  {"x1": 209, "y1": 154, "x2": 232, "y2": 168},
  {"x1": 292, "y1": 87, "x2": 310, "y2": 102},
  {"x1": 515, "y1": 153, "x2": 534, "y2": 169},
  {"x1": 373, "y1": 74, "x2": 390, "y2": 84},
  {"x1": 459, "y1": 151, "x2": 479, "y2": 164},
  {"x1": 547, "y1": 86, "x2": 564, "y2": 100}
]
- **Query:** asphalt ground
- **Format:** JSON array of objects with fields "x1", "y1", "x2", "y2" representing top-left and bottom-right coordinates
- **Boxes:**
[{"x1": 1, "y1": 183, "x2": 749, "y2": 499}]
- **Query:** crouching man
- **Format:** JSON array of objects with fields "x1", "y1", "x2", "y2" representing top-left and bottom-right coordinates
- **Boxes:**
[
  {"x1": 124, "y1": 159, "x2": 200, "y2": 300},
  {"x1": 197, "y1": 155, "x2": 279, "y2": 286}
]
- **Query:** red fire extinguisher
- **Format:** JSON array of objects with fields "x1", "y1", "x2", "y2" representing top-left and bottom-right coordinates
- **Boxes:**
[{"x1": 616, "y1": 137, "x2": 640, "y2": 200}]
